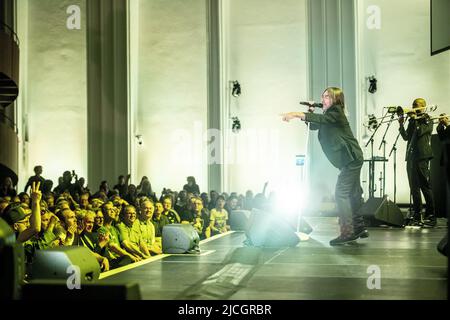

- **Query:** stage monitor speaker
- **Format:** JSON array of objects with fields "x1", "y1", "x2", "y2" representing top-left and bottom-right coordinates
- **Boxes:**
[
  {"x1": 0, "y1": 218, "x2": 25, "y2": 300},
  {"x1": 31, "y1": 246, "x2": 100, "y2": 282},
  {"x1": 437, "y1": 234, "x2": 448, "y2": 257},
  {"x1": 229, "y1": 209, "x2": 251, "y2": 231},
  {"x1": 162, "y1": 224, "x2": 200, "y2": 254},
  {"x1": 246, "y1": 209, "x2": 300, "y2": 247},
  {"x1": 298, "y1": 217, "x2": 313, "y2": 234},
  {"x1": 22, "y1": 280, "x2": 141, "y2": 300},
  {"x1": 358, "y1": 196, "x2": 405, "y2": 226}
]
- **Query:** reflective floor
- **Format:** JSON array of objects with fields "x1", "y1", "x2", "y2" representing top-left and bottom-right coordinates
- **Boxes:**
[{"x1": 102, "y1": 217, "x2": 448, "y2": 300}]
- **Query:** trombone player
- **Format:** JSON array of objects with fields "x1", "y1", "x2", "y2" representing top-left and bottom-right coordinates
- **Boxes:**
[
  {"x1": 437, "y1": 113, "x2": 450, "y2": 216},
  {"x1": 437, "y1": 113, "x2": 450, "y2": 180},
  {"x1": 399, "y1": 98, "x2": 436, "y2": 227}
]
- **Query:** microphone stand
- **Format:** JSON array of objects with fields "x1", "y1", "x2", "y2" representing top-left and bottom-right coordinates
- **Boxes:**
[
  {"x1": 389, "y1": 131, "x2": 401, "y2": 203},
  {"x1": 365, "y1": 109, "x2": 390, "y2": 199},
  {"x1": 378, "y1": 113, "x2": 395, "y2": 197},
  {"x1": 297, "y1": 120, "x2": 311, "y2": 233}
]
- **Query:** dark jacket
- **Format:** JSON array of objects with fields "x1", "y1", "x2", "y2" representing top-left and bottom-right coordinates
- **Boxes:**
[
  {"x1": 183, "y1": 183, "x2": 200, "y2": 194},
  {"x1": 399, "y1": 115, "x2": 433, "y2": 161},
  {"x1": 304, "y1": 105, "x2": 363, "y2": 169},
  {"x1": 437, "y1": 123, "x2": 450, "y2": 166}
]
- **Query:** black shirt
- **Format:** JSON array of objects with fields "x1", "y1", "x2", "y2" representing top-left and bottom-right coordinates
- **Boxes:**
[
  {"x1": 183, "y1": 184, "x2": 200, "y2": 194},
  {"x1": 24, "y1": 175, "x2": 45, "y2": 192},
  {"x1": 152, "y1": 214, "x2": 170, "y2": 237}
]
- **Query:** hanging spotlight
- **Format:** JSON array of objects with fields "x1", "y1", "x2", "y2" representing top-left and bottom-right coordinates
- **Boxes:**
[
  {"x1": 232, "y1": 81, "x2": 241, "y2": 97},
  {"x1": 368, "y1": 76, "x2": 377, "y2": 94},
  {"x1": 232, "y1": 117, "x2": 241, "y2": 133}
]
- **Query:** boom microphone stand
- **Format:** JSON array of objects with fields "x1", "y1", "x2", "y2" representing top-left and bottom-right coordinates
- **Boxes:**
[
  {"x1": 365, "y1": 109, "x2": 390, "y2": 198},
  {"x1": 378, "y1": 113, "x2": 395, "y2": 197},
  {"x1": 389, "y1": 132, "x2": 401, "y2": 203}
]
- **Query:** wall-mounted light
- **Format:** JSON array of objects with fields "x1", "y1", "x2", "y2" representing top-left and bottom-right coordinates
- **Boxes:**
[
  {"x1": 232, "y1": 81, "x2": 241, "y2": 97},
  {"x1": 231, "y1": 117, "x2": 241, "y2": 133},
  {"x1": 135, "y1": 134, "x2": 143, "y2": 146},
  {"x1": 368, "y1": 76, "x2": 377, "y2": 94}
]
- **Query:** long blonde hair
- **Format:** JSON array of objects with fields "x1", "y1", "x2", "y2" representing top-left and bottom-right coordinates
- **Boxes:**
[{"x1": 324, "y1": 87, "x2": 345, "y2": 109}]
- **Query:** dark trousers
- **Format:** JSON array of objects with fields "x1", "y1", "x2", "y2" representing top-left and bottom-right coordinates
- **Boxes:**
[
  {"x1": 109, "y1": 255, "x2": 134, "y2": 269},
  {"x1": 407, "y1": 159, "x2": 435, "y2": 218},
  {"x1": 335, "y1": 160, "x2": 364, "y2": 229}
]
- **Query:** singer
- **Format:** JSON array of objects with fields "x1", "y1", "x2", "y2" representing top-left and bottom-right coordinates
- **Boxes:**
[{"x1": 281, "y1": 87, "x2": 368, "y2": 245}]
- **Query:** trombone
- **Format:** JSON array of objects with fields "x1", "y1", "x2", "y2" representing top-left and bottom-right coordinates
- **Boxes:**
[
  {"x1": 364, "y1": 105, "x2": 439, "y2": 128},
  {"x1": 429, "y1": 114, "x2": 449, "y2": 124},
  {"x1": 396, "y1": 105, "x2": 437, "y2": 117}
]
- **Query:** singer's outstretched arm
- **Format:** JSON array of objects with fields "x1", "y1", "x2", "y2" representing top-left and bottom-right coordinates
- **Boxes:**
[{"x1": 304, "y1": 106, "x2": 343, "y2": 125}]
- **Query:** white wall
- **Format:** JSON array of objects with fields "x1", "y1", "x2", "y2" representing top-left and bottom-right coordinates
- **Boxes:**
[
  {"x1": 17, "y1": 0, "x2": 87, "y2": 190},
  {"x1": 224, "y1": 0, "x2": 308, "y2": 196},
  {"x1": 135, "y1": 0, "x2": 208, "y2": 194},
  {"x1": 357, "y1": 0, "x2": 450, "y2": 203}
]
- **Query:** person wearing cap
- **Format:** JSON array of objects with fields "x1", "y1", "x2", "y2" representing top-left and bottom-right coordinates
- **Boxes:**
[{"x1": 3, "y1": 181, "x2": 41, "y2": 244}]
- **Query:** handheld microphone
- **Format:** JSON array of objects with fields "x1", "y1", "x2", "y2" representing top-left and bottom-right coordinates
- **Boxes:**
[{"x1": 299, "y1": 101, "x2": 323, "y2": 108}]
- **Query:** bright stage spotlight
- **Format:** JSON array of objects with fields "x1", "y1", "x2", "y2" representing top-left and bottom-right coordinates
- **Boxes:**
[{"x1": 269, "y1": 177, "x2": 312, "y2": 235}]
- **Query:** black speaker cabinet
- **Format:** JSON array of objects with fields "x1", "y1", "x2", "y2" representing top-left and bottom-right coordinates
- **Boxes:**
[
  {"x1": 22, "y1": 280, "x2": 141, "y2": 300},
  {"x1": 0, "y1": 218, "x2": 25, "y2": 300},
  {"x1": 358, "y1": 196, "x2": 405, "y2": 227},
  {"x1": 437, "y1": 234, "x2": 448, "y2": 257},
  {"x1": 246, "y1": 209, "x2": 300, "y2": 247},
  {"x1": 162, "y1": 224, "x2": 200, "y2": 254},
  {"x1": 31, "y1": 246, "x2": 100, "y2": 282},
  {"x1": 229, "y1": 209, "x2": 251, "y2": 231}
]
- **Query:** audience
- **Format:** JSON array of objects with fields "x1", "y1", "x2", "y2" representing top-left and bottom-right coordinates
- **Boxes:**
[
  {"x1": 183, "y1": 176, "x2": 200, "y2": 194},
  {"x1": 138, "y1": 199, "x2": 162, "y2": 255},
  {"x1": 24, "y1": 165, "x2": 45, "y2": 192},
  {"x1": 181, "y1": 196, "x2": 210, "y2": 239},
  {"x1": 113, "y1": 174, "x2": 130, "y2": 198},
  {"x1": 162, "y1": 195, "x2": 181, "y2": 224},
  {"x1": 0, "y1": 176, "x2": 17, "y2": 198},
  {"x1": 117, "y1": 205, "x2": 151, "y2": 259},
  {"x1": 205, "y1": 195, "x2": 230, "y2": 238},
  {"x1": 152, "y1": 201, "x2": 170, "y2": 238},
  {"x1": 0, "y1": 169, "x2": 267, "y2": 275}
]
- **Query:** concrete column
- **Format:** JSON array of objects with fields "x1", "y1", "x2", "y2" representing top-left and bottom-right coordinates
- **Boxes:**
[
  {"x1": 86, "y1": 0, "x2": 128, "y2": 189},
  {"x1": 307, "y1": 0, "x2": 358, "y2": 199},
  {"x1": 206, "y1": 0, "x2": 223, "y2": 193}
]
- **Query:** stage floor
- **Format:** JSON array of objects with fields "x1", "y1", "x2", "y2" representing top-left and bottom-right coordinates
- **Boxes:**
[{"x1": 100, "y1": 217, "x2": 448, "y2": 300}]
